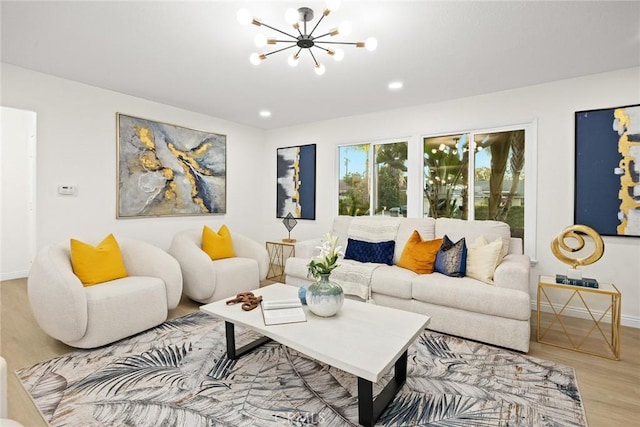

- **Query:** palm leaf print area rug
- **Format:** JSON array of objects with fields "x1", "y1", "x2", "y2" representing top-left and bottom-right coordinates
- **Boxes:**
[{"x1": 17, "y1": 312, "x2": 586, "y2": 426}]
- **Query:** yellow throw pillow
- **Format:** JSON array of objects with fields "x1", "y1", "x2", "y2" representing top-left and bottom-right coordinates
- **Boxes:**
[
  {"x1": 398, "y1": 230, "x2": 443, "y2": 274},
  {"x1": 466, "y1": 236, "x2": 503, "y2": 284},
  {"x1": 202, "y1": 225, "x2": 235, "y2": 260},
  {"x1": 70, "y1": 234, "x2": 128, "y2": 286}
]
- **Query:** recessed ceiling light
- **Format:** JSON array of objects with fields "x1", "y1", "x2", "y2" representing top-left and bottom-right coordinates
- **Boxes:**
[
  {"x1": 388, "y1": 81, "x2": 403, "y2": 90},
  {"x1": 259, "y1": 110, "x2": 272, "y2": 118}
]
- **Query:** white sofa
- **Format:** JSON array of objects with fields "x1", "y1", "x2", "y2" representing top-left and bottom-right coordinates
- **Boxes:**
[
  {"x1": 285, "y1": 216, "x2": 531, "y2": 352},
  {"x1": 28, "y1": 238, "x2": 183, "y2": 349},
  {"x1": 169, "y1": 229, "x2": 269, "y2": 303}
]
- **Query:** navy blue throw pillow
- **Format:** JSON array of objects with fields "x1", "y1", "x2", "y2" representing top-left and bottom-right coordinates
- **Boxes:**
[
  {"x1": 344, "y1": 238, "x2": 395, "y2": 265},
  {"x1": 434, "y1": 235, "x2": 467, "y2": 277}
]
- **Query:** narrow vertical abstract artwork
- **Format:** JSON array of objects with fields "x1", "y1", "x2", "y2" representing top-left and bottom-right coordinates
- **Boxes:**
[
  {"x1": 575, "y1": 104, "x2": 640, "y2": 236},
  {"x1": 277, "y1": 144, "x2": 316, "y2": 220},
  {"x1": 117, "y1": 113, "x2": 226, "y2": 218}
]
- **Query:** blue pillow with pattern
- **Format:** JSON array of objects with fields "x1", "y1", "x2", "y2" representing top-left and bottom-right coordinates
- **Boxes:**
[
  {"x1": 434, "y1": 235, "x2": 467, "y2": 277},
  {"x1": 344, "y1": 238, "x2": 395, "y2": 265}
]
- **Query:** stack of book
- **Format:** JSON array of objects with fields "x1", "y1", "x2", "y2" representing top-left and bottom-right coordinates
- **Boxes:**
[
  {"x1": 555, "y1": 274, "x2": 599, "y2": 289},
  {"x1": 261, "y1": 298, "x2": 306, "y2": 325}
]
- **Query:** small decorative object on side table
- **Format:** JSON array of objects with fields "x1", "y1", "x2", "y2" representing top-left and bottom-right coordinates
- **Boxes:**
[
  {"x1": 282, "y1": 212, "x2": 298, "y2": 243},
  {"x1": 550, "y1": 224, "x2": 604, "y2": 280}
]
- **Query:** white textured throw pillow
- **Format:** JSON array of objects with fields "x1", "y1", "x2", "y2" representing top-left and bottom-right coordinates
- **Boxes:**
[{"x1": 466, "y1": 236, "x2": 503, "y2": 284}]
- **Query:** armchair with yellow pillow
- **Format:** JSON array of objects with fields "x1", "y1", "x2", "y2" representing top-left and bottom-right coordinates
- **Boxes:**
[
  {"x1": 27, "y1": 234, "x2": 182, "y2": 349},
  {"x1": 169, "y1": 225, "x2": 269, "y2": 303}
]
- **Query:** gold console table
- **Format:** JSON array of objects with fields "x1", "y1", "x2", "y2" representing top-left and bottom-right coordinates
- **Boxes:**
[{"x1": 537, "y1": 275, "x2": 621, "y2": 360}]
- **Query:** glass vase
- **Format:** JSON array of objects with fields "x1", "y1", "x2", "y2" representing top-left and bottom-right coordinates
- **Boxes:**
[{"x1": 306, "y1": 273, "x2": 344, "y2": 317}]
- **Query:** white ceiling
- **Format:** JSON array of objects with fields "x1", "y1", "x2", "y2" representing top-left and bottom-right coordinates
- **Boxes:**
[{"x1": 2, "y1": 1, "x2": 639, "y2": 130}]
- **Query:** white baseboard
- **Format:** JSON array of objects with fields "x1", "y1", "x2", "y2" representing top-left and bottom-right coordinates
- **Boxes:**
[
  {"x1": 1, "y1": 271, "x2": 28, "y2": 281},
  {"x1": 532, "y1": 300, "x2": 640, "y2": 329}
]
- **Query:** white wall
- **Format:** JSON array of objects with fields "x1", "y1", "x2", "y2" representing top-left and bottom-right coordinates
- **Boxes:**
[
  {"x1": 1, "y1": 107, "x2": 36, "y2": 279},
  {"x1": 264, "y1": 67, "x2": 640, "y2": 327},
  {"x1": 1, "y1": 63, "x2": 266, "y2": 251}
]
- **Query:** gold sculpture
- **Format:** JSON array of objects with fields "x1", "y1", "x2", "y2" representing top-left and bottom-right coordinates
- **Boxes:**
[{"x1": 550, "y1": 225, "x2": 604, "y2": 269}]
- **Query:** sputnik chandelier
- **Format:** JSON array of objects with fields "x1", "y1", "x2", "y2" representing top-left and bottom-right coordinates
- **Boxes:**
[{"x1": 237, "y1": 0, "x2": 377, "y2": 75}]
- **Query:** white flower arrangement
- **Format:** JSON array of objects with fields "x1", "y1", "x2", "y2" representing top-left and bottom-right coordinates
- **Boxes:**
[{"x1": 307, "y1": 232, "x2": 344, "y2": 279}]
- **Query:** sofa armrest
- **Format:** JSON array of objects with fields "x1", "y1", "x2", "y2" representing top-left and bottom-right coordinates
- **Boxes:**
[
  {"x1": 119, "y1": 238, "x2": 183, "y2": 309},
  {"x1": 169, "y1": 230, "x2": 218, "y2": 302},
  {"x1": 493, "y1": 254, "x2": 531, "y2": 293},
  {"x1": 294, "y1": 238, "x2": 322, "y2": 259},
  {"x1": 27, "y1": 243, "x2": 88, "y2": 343},
  {"x1": 232, "y1": 233, "x2": 269, "y2": 280}
]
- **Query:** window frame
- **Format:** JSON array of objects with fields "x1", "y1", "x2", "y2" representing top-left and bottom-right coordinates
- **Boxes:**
[
  {"x1": 421, "y1": 121, "x2": 538, "y2": 261},
  {"x1": 336, "y1": 137, "x2": 411, "y2": 218}
]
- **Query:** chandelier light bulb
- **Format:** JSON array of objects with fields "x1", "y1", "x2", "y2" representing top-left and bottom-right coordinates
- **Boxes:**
[
  {"x1": 254, "y1": 34, "x2": 267, "y2": 48},
  {"x1": 284, "y1": 8, "x2": 299, "y2": 25},
  {"x1": 326, "y1": 0, "x2": 342, "y2": 12},
  {"x1": 237, "y1": 8, "x2": 252, "y2": 25},
  {"x1": 314, "y1": 63, "x2": 326, "y2": 76},
  {"x1": 287, "y1": 54, "x2": 299, "y2": 67},
  {"x1": 249, "y1": 53, "x2": 262, "y2": 65},
  {"x1": 365, "y1": 37, "x2": 378, "y2": 51},
  {"x1": 338, "y1": 21, "x2": 352, "y2": 36},
  {"x1": 333, "y1": 48, "x2": 345, "y2": 61}
]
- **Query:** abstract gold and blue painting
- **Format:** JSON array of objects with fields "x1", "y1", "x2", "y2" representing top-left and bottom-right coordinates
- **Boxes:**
[
  {"x1": 117, "y1": 114, "x2": 226, "y2": 218},
  {"x1": 575, "y1": 104, "x2": 640, "y2": 236},
  {"x1": 276, "y1": 144, "x2": 316, "y2": 220}
]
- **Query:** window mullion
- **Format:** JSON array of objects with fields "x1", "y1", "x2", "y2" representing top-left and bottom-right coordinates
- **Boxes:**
[{"x1": 467, "y1": 132, "x2": 475, "y2": 221}]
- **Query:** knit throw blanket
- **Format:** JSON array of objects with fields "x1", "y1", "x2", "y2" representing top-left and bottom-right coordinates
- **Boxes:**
[
  {"x1": 331, "y1": 260, "x2": 381, "y2": 301},
  {"x1": 346, "y1": 216, "x2": 401, "y2": 242},
  {"x1": 332, "y1": 217, "x2": 401, "y2": 300}
]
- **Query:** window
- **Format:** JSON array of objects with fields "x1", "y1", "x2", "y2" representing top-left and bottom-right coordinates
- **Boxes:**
[
  {"x1": 424, "y1": 125, "x2": 534, "y2": 254},
  {"x1": 339, "y1": 140, "x2": 408, "y2": 217}
]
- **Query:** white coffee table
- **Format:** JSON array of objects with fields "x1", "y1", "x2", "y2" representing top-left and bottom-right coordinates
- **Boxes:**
[{"x1": 200, "y1": 283, "x2": 430, "y2": 427}]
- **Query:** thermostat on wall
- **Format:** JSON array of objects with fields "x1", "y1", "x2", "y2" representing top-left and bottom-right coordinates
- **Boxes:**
[{"x1": 58, "y1": 185, "x2": 76, "y2": 196}]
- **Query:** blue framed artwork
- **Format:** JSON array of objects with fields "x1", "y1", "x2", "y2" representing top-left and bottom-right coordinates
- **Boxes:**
[
  {"x1": 117, "y1": 113, "x2": 226, "y2": 218},
  {"x1": 276, "y1": 144, "x2": 316, "y2": 220},
  {"x1": 574, "y1": 104, "x2": 640, "y2": 237}
]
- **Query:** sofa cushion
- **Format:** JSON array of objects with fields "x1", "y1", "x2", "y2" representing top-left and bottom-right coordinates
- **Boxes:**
[
  {"x1": 344, "y1": 238, "x2": 395, "y2": 265},
  {"x1": 331, "y1": 216, "x2": 353, "y2": 248},
  {"x1": 397, "y1": 231, "x2": 442, "y2": 274},
  {"x1": 371, "y1": 265, "x2": 415, "y2": 299},
  {"x1": 434, "y1": 235, "x2": 467, "y2": 277},
  {"x1": 466, "y1": 236, "x2": 503, "y2": 284},
  {"x1": 435, "y1": 218, "x2": 510, "y2": 260},
  {"x1": 411, "y1": 274, "x2": 530, "y2": 321}
]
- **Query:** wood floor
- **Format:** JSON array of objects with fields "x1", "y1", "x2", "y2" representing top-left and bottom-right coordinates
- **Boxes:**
[{"x1": 2, "y1": 278, "x2": 639, "y2": 426}]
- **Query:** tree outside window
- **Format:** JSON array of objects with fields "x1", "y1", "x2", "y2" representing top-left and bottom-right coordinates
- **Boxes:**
[
  {"x1": 424, "y1": 129, "x2": 525, "y2": 241},
  {"x1": 339, "y1": 141, "x2": 408, "y2": 217}
]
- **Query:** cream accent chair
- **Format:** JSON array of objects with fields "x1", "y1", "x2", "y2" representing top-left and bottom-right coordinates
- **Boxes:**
[
  {"x1": 169, "y1": 228, "x2": 269, "y2": 303},
  {"x1": 1, "y1": 356, "x2": 24, "y2": 427},
  {"x1": 27, "y1": 238, "x2": 183, "y2": 349}
]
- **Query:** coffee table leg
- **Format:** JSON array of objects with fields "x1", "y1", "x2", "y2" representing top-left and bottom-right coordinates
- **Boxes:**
[
  {"x1": 225, "y1": 321, "x2": 271, "y2": 360},
  {"x1": 357, "y1": 349, "x2": 407, "y2": 427}
]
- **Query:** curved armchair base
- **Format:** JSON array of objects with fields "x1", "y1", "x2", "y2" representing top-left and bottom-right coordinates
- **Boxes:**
[{"x1": 65, "y1": 277, "x2": 168, "y2": 348}]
